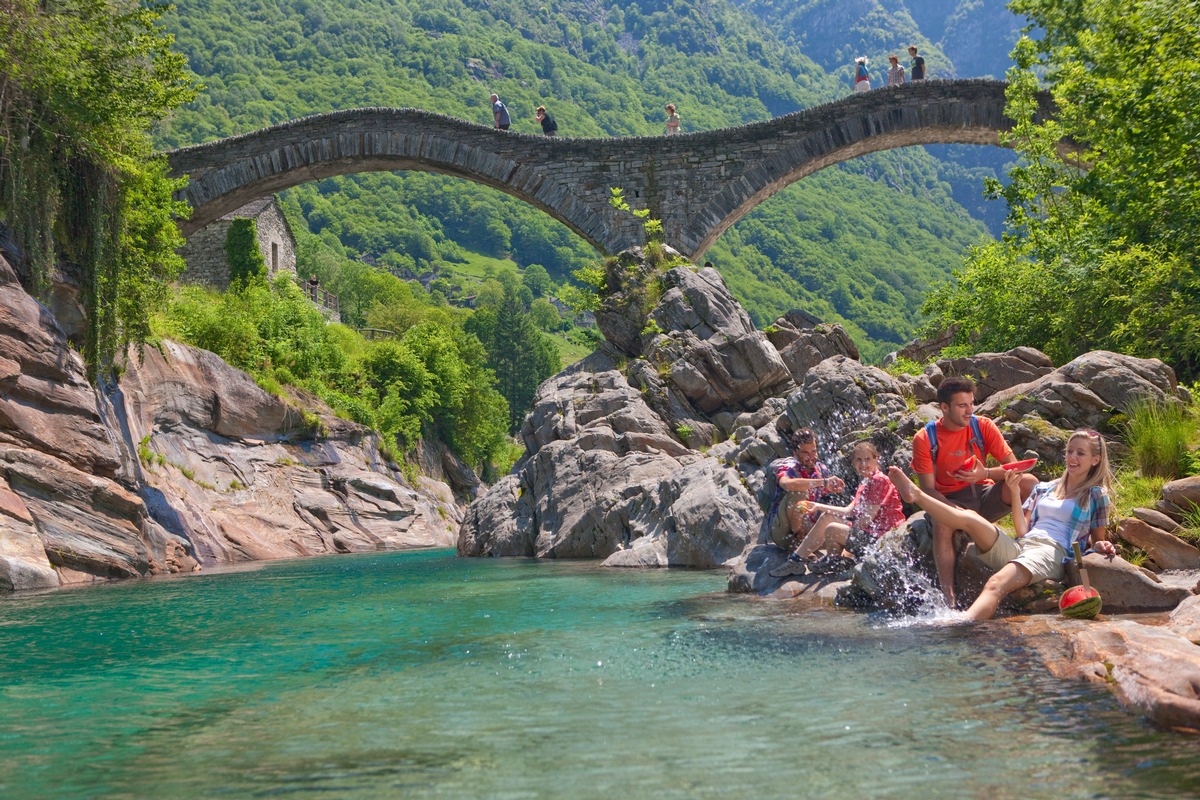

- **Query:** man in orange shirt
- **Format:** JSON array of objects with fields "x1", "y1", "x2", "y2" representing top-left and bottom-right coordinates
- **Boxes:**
[{"x1": 910, "y1": 377, "x2": 1037, "y2": 608}]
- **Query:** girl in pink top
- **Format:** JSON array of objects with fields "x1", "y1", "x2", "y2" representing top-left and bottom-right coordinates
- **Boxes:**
[{"x1": 771, "y1": 441, "x2": 905, "y2": 577}]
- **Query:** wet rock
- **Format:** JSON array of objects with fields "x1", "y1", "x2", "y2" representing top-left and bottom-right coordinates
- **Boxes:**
[
  {"x1": 1168, "y1": 595, "x2": 1200, "y2": 644},
  {"x1": 1116, "y1": 517, "x2": 1200, "y2": 571},
  {"x1": 1033, "y1": 618, "x2": 1200, "y2": 732}
]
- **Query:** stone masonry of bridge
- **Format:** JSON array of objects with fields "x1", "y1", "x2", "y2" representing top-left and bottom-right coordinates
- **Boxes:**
[{"x1": 168, "y1": 80, "x2": 1054, "y2": 259}]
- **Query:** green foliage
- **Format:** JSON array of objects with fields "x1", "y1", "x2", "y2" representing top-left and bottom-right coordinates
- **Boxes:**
[
  {"x1": 528, "y1": 297, "x2": 563, "y2": 331},
  {"x1": 225, "y1": 219, "x2": 267, "y2": 286},
  {"x1": 924, "y1": 1, "x2": 1200, "y2": 380},
  {"x1": 675, "y1": 424, "x2": 694, "y2": 441},
  {"x1": 1121, "y1": 397, "x2": 1197, "y2": 480},
  {"x1": 0, "y1": 0, "x2": 197, "y2": 374},
  {"x1": 884, "y1": 356, "x2": 927, "y2": 377}
]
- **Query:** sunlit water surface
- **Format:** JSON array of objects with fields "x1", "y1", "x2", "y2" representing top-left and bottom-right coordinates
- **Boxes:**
[{"x1": 1, "y1": 549, "x2": 1197, "y2": 799}]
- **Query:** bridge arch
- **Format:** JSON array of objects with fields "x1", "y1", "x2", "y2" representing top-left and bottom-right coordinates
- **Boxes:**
[{"x1": 167, "y1": 80, "x2": 1053, "y2": 259}]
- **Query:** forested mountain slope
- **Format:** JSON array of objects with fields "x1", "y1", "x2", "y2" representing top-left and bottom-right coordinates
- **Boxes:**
[{"x1": 158, "y1": 0, "x2": 1005, "y2": 361}]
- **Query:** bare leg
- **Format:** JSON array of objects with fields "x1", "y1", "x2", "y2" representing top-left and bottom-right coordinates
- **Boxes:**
[
  {"x1": 794, "y1": 514, "x2": 834, "y2": 560},
  {"x1": 931, "y1": 521, "x2": 959, "y2": 607},
  {"x1": 965, "y1": 561, "x2": 1032, "y2": 621},
  {"x1": 888, "y1": 467, "x2": 999, "y2": 552},
  {"x1": 785, "y1": 495, "x2": 814, "y2": 548}
]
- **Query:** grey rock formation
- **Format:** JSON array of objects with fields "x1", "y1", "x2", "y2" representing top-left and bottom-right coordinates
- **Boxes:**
[
  {"x1": 935, "y1": 346, "x2": 1055, "y2": 401},
  {"x1": 764, "y1": 311, "x2": 860, "y2": 385},
  {"x1": 981, "y1": 350, "x2": 1184, "y2": 430}
]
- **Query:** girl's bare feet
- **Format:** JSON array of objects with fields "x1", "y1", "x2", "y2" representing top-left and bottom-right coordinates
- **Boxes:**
[{"x1": 887, "y1": 466, "x2": 920, "y2": 504}]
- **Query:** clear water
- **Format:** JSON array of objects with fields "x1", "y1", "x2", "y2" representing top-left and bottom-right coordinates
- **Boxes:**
[{"x1": 1, "y1": 549, "x2": 1197, "y2": 799}]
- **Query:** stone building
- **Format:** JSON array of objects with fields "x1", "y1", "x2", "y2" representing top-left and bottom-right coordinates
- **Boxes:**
[{"x1": 179, "y1": 196, "x2": 296, "y2": 289}]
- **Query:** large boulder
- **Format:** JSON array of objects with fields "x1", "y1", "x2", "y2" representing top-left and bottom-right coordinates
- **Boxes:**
[
  {"x1": 935, "y1": 347, "x2": 1055, "y2": 401},
  {"x1": 764, "y1": 311, "x2": 860, "y2": 384},
  {"x1": 1158, "y1": 476, "x2": 1200, "y2": 521},
  {"x1": 642, "y1": 267, "x2": 793, "y2": 413},
  {"x1": 981, "y1": 350, "x2": 1184, "y2": 430},
  {"x1": 1062, "y1": 553, "x2": 1192, "y2": 613}
]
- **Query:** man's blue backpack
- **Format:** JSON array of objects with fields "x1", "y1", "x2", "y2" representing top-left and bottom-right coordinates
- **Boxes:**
[{"x1": 926, "y1": 415, "x2": 986, "y2": 468}]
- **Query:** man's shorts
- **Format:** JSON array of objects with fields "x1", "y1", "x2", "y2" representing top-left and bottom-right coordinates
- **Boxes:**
[
  {"x1": 769, "y1": 492, "x2": 821, "y2": 548},
  {"x1": 976, "y1": 528, "x2": 1068, "y2": 583},
  {"x1": 943, "y1": 482, "x2": 1010, "y2": 522}
]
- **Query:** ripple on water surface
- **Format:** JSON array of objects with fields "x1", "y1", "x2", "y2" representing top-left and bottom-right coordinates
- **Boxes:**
[{"x1": 0, "y1": 549, "x2": 1197, "y2": 799}]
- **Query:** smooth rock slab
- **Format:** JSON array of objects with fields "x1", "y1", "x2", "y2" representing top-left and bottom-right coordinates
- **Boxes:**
[
  {"x1": 1030, "y1": 617, "x2": 1200, "y2": 732},
  {"x1": 1116, "y1": 517, "x2": 1200, "y2": 570}
]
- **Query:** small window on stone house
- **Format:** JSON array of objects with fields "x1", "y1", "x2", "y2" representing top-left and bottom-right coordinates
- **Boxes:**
[{"x1": 271, "y1": 242, "x2": 279, "y2": 273}]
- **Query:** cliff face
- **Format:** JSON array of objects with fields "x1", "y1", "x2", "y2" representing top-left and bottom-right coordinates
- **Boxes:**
[{"x1": 0, "y1": 255, "x2": 458, "y2": 592}]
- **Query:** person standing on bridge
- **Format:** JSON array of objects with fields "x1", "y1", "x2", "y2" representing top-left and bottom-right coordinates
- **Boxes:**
[
  {"x1": 887, "y1": 54, "x2": 906, "y2": 86},
  {"x1": 664, "y1": 104, "x2": 681, "y2": 135},
  {"x1": 852, "y1": 57, "x2": 871, "y2": 93},
  {"x1": 908, "y1": 46, "x2": 926, "y2": 81},
  {"x1": 535, "y1": 106, "x2": 558, "y2": 136},
  {"x1": 491, "y1": 94, "x2": 511, "y2": 130}
]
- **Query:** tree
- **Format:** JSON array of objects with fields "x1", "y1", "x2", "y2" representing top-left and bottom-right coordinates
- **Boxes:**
[
  {"x1": 924, "y1": 0, "x2": 1200, "y2": 379},
  {"x1": 0, "y1": 0, "x2": 197, "y2": 374},
  {"x1": 529, "y1": 297, "x2": 562, "y2": 331},
  {"x1": 522, "y1": 263, "x2": 553, "y2": 297}
]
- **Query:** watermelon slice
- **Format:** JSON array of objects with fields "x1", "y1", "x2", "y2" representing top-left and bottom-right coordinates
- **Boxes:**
[
  {"x1": 1059, "y1": 585, "x2": 1102, "y2": 619},
  {"x1": 1001, "y1": 458, "x2": 1038, "y2": 472}
]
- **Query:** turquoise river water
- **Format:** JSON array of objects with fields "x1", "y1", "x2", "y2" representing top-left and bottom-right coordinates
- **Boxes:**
[{"x1": 1, "y1": 549, "x2": 1197, "y2": 799}]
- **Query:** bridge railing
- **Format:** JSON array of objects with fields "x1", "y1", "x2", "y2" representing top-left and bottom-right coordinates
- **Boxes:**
[{"x1": 355, "y1": 328, "x2": 397, "y2": 340}]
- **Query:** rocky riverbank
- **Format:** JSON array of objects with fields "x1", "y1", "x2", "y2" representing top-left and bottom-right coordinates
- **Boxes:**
[
  {"x1": 458, "y1": 247, "x2": 1200, "y2": 730},
  {"x1": 0, "y1": 254, "x2": 460, "y2": 592}
]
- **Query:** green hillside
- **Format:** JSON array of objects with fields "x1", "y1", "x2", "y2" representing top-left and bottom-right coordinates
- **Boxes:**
[{"x1": 158, "y1": 0, "x2": 998, "y2": 361}]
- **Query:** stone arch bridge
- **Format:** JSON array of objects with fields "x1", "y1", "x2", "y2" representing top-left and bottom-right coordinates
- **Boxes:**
[{"x1": 167, "y1": 80, "x2": 1054, "y2": 259}]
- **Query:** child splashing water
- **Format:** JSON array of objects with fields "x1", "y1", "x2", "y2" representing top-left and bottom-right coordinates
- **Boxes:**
[
  {"x1": 771, "y1": 441, "x2": 905, "y2": 577},
  {"x1": 888, "y1": 429, "x2": 1117, "y2": 621}
]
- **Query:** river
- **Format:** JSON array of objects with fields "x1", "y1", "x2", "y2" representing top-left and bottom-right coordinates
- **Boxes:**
[{"x1": 1, "y1": 549, "x2": 1196, "y2": 798}]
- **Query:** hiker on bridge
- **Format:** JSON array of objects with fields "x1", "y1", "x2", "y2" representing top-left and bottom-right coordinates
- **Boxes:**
[
  {"x1": 664, "y1": 104, "x2": 681, "y2": 135},
  {"x1": 536, "y1": 106, "x2": 558, "y2": 136},
  {"x1": 491, "y1": 94, "x2": 511, "y2": 130},
  {"x1": 887, "y1": 54, "x2": 906, "y2": 86},
  {"x1": 852, "y1": 57, "x2": 871, "y2": 93},
  {"x1": 908, "y1": 376, "x2": 1037, "y2": 609},
  {"x1": 908, "y1": 46, "x2": 926, "y2": 81}
]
